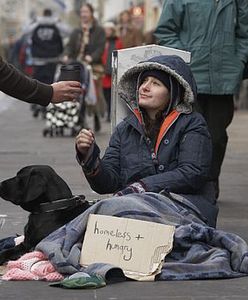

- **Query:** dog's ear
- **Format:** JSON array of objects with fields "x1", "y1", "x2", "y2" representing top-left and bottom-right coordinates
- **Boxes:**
[
  {"x1": 0, "y1": 166, "x2": 46, "y2": 210},
  {"x1": 0, "y1": 165, "x2": 73, "y2": 212},
  {"x1": 21, "y1": 168, "x2": 47, "y2": 205}
]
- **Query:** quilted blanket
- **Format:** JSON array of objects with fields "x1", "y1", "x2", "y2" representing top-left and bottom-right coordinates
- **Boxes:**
[{"x1": 36, "y1": 192, "x2": 248, "y2": 281}]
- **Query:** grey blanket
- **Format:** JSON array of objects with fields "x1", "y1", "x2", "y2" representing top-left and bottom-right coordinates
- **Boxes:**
[{"x1": 36, "y1": 193, "x2": 248, "y2": 281}]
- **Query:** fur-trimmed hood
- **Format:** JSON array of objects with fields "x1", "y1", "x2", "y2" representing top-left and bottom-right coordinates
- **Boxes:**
[{"x1": 118, "y1": 55, "x2": 197, "y2": 115}]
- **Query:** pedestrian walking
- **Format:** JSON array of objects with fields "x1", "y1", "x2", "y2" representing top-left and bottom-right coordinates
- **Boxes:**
[
  {"x1": 102, "y1": 22, "x2": 123, "y2": 122},
  {"x1": 63, "y1": 3, "x2": 106, "y2": 132},
  {"x1": 25, "y1": 8, "x2": 71, "y2": 118},
  {"x1": 117, "y1": 9, "x2": 144, "y2": 48}
]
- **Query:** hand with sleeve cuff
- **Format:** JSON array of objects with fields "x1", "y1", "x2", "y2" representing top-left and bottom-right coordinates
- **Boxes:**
[
  {"x1": 75, "y1": 129, "x2": 100, "y2": 175},
  {"x1": 51, "y1": 81, "x2": 82, "y2": 103},
  {"x1": 115, "y1": 181, "x2": 147, "y2": 196},
  {"x1": 76, "y1": 128, "x2": 95, "y2": 159}
]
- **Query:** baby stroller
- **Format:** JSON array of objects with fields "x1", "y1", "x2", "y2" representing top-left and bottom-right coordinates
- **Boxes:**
[{"x1": 43, "y1": 62, "x2": 89, "y2": 137}]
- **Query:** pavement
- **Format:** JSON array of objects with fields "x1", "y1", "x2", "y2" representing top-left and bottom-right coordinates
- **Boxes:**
[{"x1": 0, "y1": 93, "x2": 248, "y2": 299}]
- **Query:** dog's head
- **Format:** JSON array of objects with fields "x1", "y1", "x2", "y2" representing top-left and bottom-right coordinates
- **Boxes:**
[{"x1": 0, "y1": 165, "x2": 72, "y2": 212}]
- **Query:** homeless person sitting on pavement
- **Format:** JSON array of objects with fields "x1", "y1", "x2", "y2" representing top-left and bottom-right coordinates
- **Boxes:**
[{"x1": 2, "y1": 55, "x2": 248, "y2": 285}]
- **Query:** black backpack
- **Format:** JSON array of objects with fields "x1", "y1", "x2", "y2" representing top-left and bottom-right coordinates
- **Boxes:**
[{"x1": 31, "y1": 23, "x2": 63, "y2": 58}]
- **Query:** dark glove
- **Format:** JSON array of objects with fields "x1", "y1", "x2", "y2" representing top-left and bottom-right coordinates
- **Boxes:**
[{"x1": 115, "y1": 181, "x2": 146, "y2": 196}]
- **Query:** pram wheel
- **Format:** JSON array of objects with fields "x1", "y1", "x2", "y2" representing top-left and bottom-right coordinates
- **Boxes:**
[
  {"x1": 33, "y1": 110, "x2": 39, "y2": 118},
  {"x1": 43, "y1": 128, "x2": 53, "y2": 137},
  {"x1": 43, "y1": 128, "x2": 48, "y2": 137},
  {"x1": 56, "y1": 127, "x2": 64, "y2": 137},
  {"x1": 42, "y1": 129, "x2": 48, "y2": 137},
  {"x1": 32, "y1": 104, "x2": 46, "y2": 119}
]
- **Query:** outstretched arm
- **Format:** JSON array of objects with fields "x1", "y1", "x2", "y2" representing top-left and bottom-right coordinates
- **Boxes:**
[
  {"x1": 0, "y1": 56, "x2": 52, "y2": 105},
  {"x1": 0, "y1": 56, "x2": 82, "y2": 105}
]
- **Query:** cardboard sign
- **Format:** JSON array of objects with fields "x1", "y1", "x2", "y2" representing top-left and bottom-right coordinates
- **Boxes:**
[{"x1": 80, "y1": 214, "x2": 175, "y2": 281}]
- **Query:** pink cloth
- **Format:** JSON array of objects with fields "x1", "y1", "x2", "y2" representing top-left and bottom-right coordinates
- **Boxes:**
[{"x1": 1, "y1": 251, "x2": 64, "y2": 281}]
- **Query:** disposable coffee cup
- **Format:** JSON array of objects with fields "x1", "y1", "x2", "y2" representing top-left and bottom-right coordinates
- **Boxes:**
[{"x1": 59, "y1": 64, "x2": 81, "y2": 82}]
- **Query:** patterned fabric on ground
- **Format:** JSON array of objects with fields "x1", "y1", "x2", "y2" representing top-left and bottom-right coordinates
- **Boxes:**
[{"x1": 1, "y1": 251, "x2": 64, "y2": 281}]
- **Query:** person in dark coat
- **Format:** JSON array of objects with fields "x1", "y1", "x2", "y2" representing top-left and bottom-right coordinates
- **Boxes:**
[
  {"x1": 63, "y1": 3, "x2": 106, "y2": 132},
  {"x1": 117, "y1": 9, "x2": 144, "y2": 48},
  {"x1": 0, "y1": 55, "x2": 81, "y2": 105},
  {"x1": 154, "y1": 0, "x2": 248, "y2": 198},
  {"x1": 75, "y1": 55, "x2": 218, "y2": 227},
  {"x1": 24, "y1": 8, "x2": 71, "y2": 118},
  {"x1": 102, "y1": 21, "x2": 123, "y2": 122}
]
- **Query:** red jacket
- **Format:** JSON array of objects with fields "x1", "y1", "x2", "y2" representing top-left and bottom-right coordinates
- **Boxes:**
[{"x1": 102, "y1": 38, "x2": 123, "y2": 88}]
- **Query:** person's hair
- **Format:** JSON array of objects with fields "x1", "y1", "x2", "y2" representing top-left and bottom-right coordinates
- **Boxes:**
[
  {"x1": 119, "y1": 10, "x2": 131, "y2": 22},
  {"x1": 82, "y1": 3, "x2": 94, "y2": 15},
  {"x1": 43, "y1": 8, "x2": 52, "y2": 17},
  {"x1": 142, "y1": 109, "x2": 164, "y2": 140},
  {"x1": 103, "y1": 22, "x2": 117, "y2": 37},
  {"x1": 120, "y1": 10, "x2": 131, "y2": 17}
]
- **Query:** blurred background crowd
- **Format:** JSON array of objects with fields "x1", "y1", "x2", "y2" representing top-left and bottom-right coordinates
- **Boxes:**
[
  {"x1": 0, "y1": 0, "x2": 165, "y2": 135},
  {"x1": 0, "y1": 0, "x2": 247, "y2": 136}
]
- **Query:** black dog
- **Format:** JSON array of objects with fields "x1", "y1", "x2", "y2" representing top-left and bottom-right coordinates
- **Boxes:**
[{"x1": 0, "y1": 165, "x2": 90, "y2": 264}]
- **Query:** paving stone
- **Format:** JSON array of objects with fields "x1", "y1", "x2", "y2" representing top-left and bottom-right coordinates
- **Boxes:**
[{"x1": 0, "y1": 95, "x2": 248, "y2": 299}]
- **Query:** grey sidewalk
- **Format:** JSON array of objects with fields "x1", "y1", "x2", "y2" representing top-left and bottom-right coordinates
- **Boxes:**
[{"x1": 0, "y1": 95, "x2": 248, "y2": 299}]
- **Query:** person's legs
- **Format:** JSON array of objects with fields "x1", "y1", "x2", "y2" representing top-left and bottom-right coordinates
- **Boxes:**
[
  {"x1": 103, "y1": 87, "x2": 111, "y2": 122},
  {"x1": 93, "y1": 78, "x2": 104, "y2": 132},
  {"x1": 78, "y1": 97, "x2": 86, "y2": 128},
  {"x1": 31, "y1": 66, "x2": 44, "y2": 118},
  {"x1": 197, "y1": 94, "x2": 234, "y2": 197},
  {"x1": 32, "y1": 64, "x2": 57, "y2": 118}
]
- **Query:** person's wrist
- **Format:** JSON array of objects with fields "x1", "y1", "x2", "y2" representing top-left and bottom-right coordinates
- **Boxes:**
[
  {"x1": 83, "y1": 158, "x2": 100, "y2": 177},
  {"x1": 50, "y1": 83, "x2": 58, "y2": 102},
  {"x1": 76, "y1": 149, "x2": 86, "y2": 166},
  {"x1": 75, "y1": 142, "x2": 100, "y2": 176}
]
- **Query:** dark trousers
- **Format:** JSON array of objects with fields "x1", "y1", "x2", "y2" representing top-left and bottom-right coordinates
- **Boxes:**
[
  {"x1": 103, "y1": 87, "x2": 111, "y2": 121},
  {"x1": 196, "y1": 94, "x2": 234, "y2": 182},
  {"x1": 31, "y1": 63, "x2": 57, "y2": 117},
  {"x1": 33, "y1": 63, "x2": 57, "y2": 84}
]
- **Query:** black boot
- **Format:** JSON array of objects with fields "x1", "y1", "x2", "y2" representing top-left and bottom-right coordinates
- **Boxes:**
[{"x1": 94, "y1": 114, "x2": 101, "y2": 132}]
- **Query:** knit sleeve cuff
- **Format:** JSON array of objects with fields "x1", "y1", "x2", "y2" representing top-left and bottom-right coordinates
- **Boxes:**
[{"x1": 76, "y1": 143, "x2": 100, "y2": 176}]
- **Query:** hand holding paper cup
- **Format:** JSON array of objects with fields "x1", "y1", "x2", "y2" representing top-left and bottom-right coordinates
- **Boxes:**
[{"x1": 59, "y1": 64, "x2": 81, "y2": 82}]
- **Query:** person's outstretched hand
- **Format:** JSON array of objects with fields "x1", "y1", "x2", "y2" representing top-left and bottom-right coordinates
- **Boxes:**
[
  {"x1": 51, "y1": 81, "x2": 82, "y2": 103},
  {"x1": 75, "y1": 128, "x2": 95, "y2": 160}
]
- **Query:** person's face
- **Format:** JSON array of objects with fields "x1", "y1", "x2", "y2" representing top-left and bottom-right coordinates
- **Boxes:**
[
  {"x1": 104, "y1": 27, "x2": 114, "y2": 38},
  {"x1": 138, "y1": 76, "x2": 170, "y2": 119},
  {"x1": 120, "y1": 12, "x2": 130, "y2": 24},
  {"x1": 80, "y1": 5, "x2": 93, "y2": 24}
]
